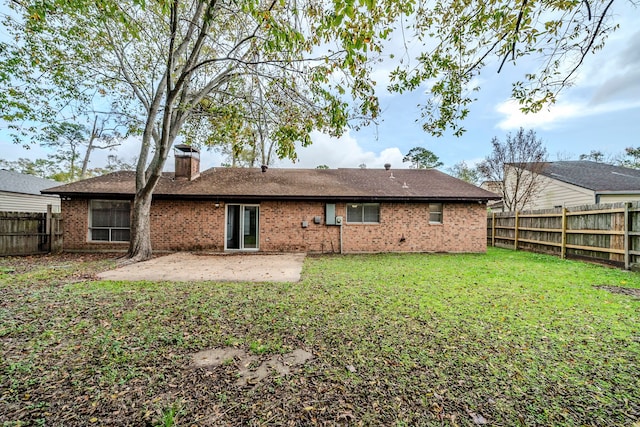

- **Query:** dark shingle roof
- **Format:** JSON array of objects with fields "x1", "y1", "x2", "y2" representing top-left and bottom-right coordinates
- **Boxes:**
[
  {"x1": 42, "y1": 167, "x2": 499, "y2": 202},
  {"x1": 537, "y1": 161, "x2": 640, "y2": 192},
  {"x1": 0, "y1": 170, "x2": 61, "y2": 195}
]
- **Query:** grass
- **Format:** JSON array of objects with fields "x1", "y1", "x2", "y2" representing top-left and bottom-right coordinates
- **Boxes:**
[{"x1": 0, "y1": 248, "x2": 638, "y2": 426}]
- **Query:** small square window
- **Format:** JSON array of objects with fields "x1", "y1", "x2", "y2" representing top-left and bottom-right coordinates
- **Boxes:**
[
  {"x1": 347, "y1": 203, "x2": 380, "y2": 223},
  {"x1": 429, "y1": 203, "x2": 443, "y2": 224}
]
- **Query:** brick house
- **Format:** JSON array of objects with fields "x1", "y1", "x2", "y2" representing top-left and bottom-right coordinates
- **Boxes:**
[{"x1": 43, "y1": 146, "x2": 499, "y2": 254}]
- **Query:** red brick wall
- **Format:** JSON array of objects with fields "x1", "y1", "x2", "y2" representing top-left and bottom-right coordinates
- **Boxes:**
[
  {"x1": 61, "y1": 199, "x2": 224, "y2": 252},
  {"x1": 341, "y1": 202, "x2": 487, "y2": 253},
  {"x1": 150, "y1": 200, "x2": 224, "y2": 251},
  {"x1": 60, "y1": 199, "x2": 487, "y2": 253},
  {"x1": 259, "y1": 201, "x2": 341, "y2": 253},
  {"x1": 63, "y1": 199, "x2": 93, "y2": 249}
]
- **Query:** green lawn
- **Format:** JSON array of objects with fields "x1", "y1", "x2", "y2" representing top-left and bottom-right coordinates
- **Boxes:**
[{"x1": 1, "y1": 248, "x2": 638, "y2": 426}]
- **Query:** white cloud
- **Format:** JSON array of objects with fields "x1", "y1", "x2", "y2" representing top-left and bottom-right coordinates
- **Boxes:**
[
  {"x1": 495, "y1": 97, "x2": 640, "y2": 130},
  {"x1": 496, "y1": 100, "x2": 582, "y2": 130},
  {"x1": 276, "y1": 130, "x2": 406, "y2": 169}
]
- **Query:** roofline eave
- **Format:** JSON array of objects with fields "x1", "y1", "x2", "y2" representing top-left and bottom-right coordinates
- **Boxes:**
[
  {"x1": 595, "y1": 190, "x2": 640, "y2": 195},
  {"x1": 45, "y1": 192, "x2": 499, "y2": 203},
  {"x1": 1, "y1": 189, "x2": 61, "y2": 198}
]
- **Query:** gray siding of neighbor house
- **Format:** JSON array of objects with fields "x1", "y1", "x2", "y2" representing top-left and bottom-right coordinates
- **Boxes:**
[{"x1": 0, "y1": 191, "x2": 61, "y2": 213}]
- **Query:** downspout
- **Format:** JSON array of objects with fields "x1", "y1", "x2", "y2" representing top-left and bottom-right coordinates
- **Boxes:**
[{"x1": 340, "y1": 221, "x2": 343, "y2": 254}]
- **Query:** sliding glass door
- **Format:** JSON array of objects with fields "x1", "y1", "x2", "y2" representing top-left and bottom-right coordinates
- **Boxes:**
[{"x1": 226, "y1": 204, "x2": 259, "y2": 250}]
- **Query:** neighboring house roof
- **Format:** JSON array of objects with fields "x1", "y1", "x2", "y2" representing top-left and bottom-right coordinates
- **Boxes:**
[
  {"x1": 0, "y1": 169, "x2": 61, "y2": 196},
  {"x1": 42, "y1": 167, "x2": 500, "y2": 202},
  {"x1": 528, "y1": 161, "x2": 640, "y2": 193}
]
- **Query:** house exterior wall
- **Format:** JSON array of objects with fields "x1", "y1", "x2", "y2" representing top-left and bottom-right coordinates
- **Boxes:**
[
  {"x1": 502, "y1": 166, "x2": 544, "y2": 211},
  {"x1": 60, "y1": 198, "x2": 488, "y2": 253},
  {"x1": 341, "y1": 202, "x2": 486, "y2": 253},
  {"x1": 63, "y1": 199, "x2": 125, "y2": 251},
  {"x1": 0, "y1": 191, "x2": 61, "y2": 213},
  {"x1": 259, "y1": 201, "x2": 341, "y2": 252},
  {"x1": 151, "y1": 200, "x2": 225, "y2": 250},
  {"x1": 599, "y1": 194, "x2": 640, "y2": 204},
  {"x1": 533, "y1": 175, "x2": 594, "y2": 209},
  {"x1": 504, "y1": 167, "x2": 594, "y2": 211},
  {"x1": 62, "y1": 199, "x2": 225, "y2": 252}
]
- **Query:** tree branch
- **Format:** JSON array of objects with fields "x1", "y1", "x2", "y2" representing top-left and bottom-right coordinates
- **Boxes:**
[
  {"x1": 498, "y1": 0, "x2": 529, "y2": 73},
  {"x1": 561, "y1": 0, "x2": 615, "y2": 86},
  {"x1": 104, "y1": 25, "x2": 151, "y2": 111}
]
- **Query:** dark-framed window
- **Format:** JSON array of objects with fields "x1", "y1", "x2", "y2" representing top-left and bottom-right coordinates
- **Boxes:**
[
  {"x1": 346, "y1": 203, "x2": 380, "y2": 223},
  {"x1": 89, "y1": 200, "x2": 131, "y2": 242},
  {"x1": 429, "y1": 203, "x2": 443, "y2": 224}
]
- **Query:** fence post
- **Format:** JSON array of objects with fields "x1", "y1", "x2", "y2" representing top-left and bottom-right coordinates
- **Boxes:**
[
  {"x1": 624, "y1": 202, "x2": 631, "y2": 270},
  {"x1": 46, "y1": 204, "x2": 53, "y2": 253},
  {"x1": 514, "y1": 211, "x2": 519, "y2": 251},
  {"x1": 492, "y1": 212, "x2": 496, "y2": 247},
  {"x1": 561, "y1": 208, "x2": 567, "y2": 260}
]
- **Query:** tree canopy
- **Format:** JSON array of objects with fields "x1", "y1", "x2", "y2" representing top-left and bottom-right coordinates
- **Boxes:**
[
  {"x1": 402, "y1": 147, "x2": 443, "y2": 169},
  {"x1": 448, "y1": 161, "x2": 481, "y2": 185},
  {"x1": 619, "y1": 147, "x2": 640, "y2": 169}
]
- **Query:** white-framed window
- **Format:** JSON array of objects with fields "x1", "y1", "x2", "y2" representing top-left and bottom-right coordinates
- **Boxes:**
[
  {"x1": 89, "y1": 200, "x2": 131, "y2": 242},
  {"x1": 429, "y1": 203, "x2": 443, "y2": 224},
  {"x1": 346, "y1": 203, "x2": 380, "y2": 223}
]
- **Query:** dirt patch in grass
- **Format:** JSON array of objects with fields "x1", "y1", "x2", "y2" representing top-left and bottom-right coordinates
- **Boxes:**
[
  {"x1": 0, "y1": 252, "x2": 116, "y2": 274},
  {"x1": 594, "y1": 284, "x2": 640, "y2": 298},
  {"x1": 192, "y1": 347, "x2": 313, "y2": 386}
]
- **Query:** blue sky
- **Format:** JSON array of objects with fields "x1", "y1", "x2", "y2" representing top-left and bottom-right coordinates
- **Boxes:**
[{"x1": 2, "y1": 2, "x2": 639, "y2": 173}]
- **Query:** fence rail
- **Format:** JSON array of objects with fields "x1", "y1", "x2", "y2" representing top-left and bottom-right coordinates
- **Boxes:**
[
  {"x1": 0, "y1": 206, "x2": 63, "y2": 256},
  {"x1": 487, "y1": 202, "x2": 640, "y2": 269}
]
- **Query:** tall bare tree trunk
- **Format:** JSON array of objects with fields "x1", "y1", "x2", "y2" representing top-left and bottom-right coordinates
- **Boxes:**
[{"x1": 80, "y1": 116, "x2": 99, "y2": 179}]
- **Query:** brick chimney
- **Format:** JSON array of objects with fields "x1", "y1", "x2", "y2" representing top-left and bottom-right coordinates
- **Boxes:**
[{"x1": 174, "y1": 144, "x2": 200, "y2": 181}]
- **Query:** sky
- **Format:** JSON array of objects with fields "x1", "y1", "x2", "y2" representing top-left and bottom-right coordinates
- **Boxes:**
[{"x1": 1, "y1": 2, "x2": 639, "y2": 174}]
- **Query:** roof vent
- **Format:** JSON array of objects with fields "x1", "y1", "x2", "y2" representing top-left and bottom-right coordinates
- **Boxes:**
[
  {"x1": 389, "y1": 172, "x2": 395, "y2": 179},
  {"x1": 384, "y1": 163, "x2": 391, "y2": 170},
  {"x1": 402, "y1": 182, "x2": 409, "y2": 189},
  {"x1": 261, "y1": 165, "x2": 268, "y2": 173}
]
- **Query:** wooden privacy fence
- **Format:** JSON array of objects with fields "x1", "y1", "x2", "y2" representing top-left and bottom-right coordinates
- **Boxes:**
[
  {"x1": 0, "y1": 206, "x2": 63, "y2": 256},
  {"x1": 487, "y1": 202, "x2": 640, "y2": 269}
]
